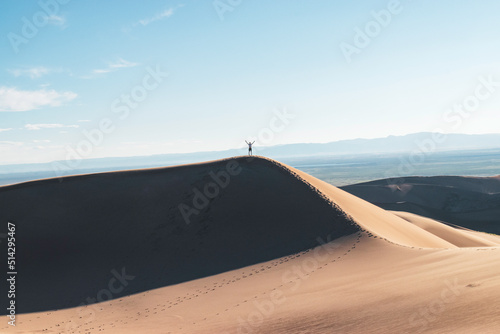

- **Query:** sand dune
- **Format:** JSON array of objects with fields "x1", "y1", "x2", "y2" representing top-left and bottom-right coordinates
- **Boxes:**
[
  {"x1": 392, "y1": 211, "x2": 499, "y2": 247},
  {"x1": 341, "y1": 175, "x2": 500, "y2": 234},
  {"x1": 280, "y1": 164, "x2": 457, "y2": 249},
  {"x1": 1, "y1": 156, "x2": 499, "y2": 333},
  {"x1": 0, "y1": 156, "x2": 359, "y2": 314}
]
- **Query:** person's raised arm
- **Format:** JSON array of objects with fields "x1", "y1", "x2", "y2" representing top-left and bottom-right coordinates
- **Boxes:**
[{"x1": 245, "y1": 140, "x2": 249, "y2": 145}]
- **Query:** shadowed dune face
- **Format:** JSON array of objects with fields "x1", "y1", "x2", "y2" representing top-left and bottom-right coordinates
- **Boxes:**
[
  {"x1": 0, "y1": 156, "x2": 359, "y2": 314},
  {"x1": 1, "y1": 158, "x2": 499, "y2": 334},
  {"x1": 341, "y1": 176, "x2": 500, "y2": 234}
]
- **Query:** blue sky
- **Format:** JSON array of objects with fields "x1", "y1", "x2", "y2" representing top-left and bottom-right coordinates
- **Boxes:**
[{"x1": 1, "y1": 0, "x2": 500, "y2": 165}]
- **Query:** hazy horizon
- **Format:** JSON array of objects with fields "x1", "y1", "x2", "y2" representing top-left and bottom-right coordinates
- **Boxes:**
[{"x1": 0, "y1": 130, "x2": 500, "y2": 169}]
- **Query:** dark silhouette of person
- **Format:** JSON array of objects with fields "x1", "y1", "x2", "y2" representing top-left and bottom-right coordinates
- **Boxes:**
[{"x1": 245, "y1": 140, "x2": 255, "y2": 156}]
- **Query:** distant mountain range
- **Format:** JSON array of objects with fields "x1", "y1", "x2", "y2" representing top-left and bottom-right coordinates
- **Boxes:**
[{"x1": 2, "y1": 132, "x2": 500, "y2": 175}]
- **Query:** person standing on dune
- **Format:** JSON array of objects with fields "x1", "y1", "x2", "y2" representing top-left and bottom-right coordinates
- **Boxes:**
[{"x1": 245, "y1": 140, "x2": 255, "y2": 156}]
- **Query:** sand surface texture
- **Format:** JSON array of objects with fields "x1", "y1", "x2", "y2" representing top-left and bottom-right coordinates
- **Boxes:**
[{"x1": 1, "y1": 156, "x2": 499, "y2": 333}]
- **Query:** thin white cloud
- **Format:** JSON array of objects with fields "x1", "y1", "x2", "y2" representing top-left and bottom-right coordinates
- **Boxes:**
[
  {"x1": 33, "y1": 139, "x2": 51, "y2": 143},
  {"x1": 122, "y1": 5, "x2": 181, "y2": 33},
  {"x1": 110, "y1": 58, "x2": 138, "y2": 69},
  {"x1": 92, "y1": 68, "x2": 113, "y2": 74},
  {"x1": 0, "y1": 87, "x2": 77, "y2": 112},
  {"x1": 91, "y1": 58, "x2": 139, "y2": 76},
  {"x1": 8, "y1": 67, "x2": 52, "y2": 79},
  {"x1": 25, "y1": 124, "x2": 79, "y2": 131},
  {"x1": 48, "y1": 15, "x2": 67, "y2": 27},
  {"x1": 137, "y1": 8, "x2": 174, "y2": 26},
  {"x1": 0, "y1": 128, "x2": 12, "y2": 133}
]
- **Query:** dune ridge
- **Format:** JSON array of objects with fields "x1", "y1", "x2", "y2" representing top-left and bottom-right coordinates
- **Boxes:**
[
  {"x1": 1, "y1": 156, "x2": 363, "y2": 314},
  {"x1": 1, "y1": 156, "x2": 499, "y2": 334}
]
